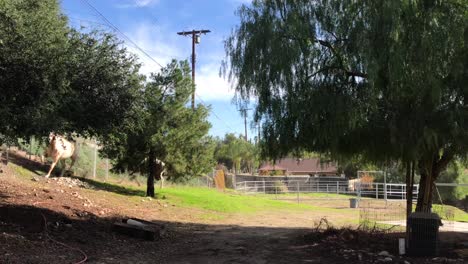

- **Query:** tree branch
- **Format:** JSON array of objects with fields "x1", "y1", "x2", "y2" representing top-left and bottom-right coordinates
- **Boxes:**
[
  {"x1": 279, "y1": 34, "x2": 368, "y2": 79},
  {"x1": 433, "y1": 148, "x2": 455, "y2": 176},
  {"x1": 316, "y1": 39, "x2": 367, "y2": 78},
  {"x1": 308, "y1": 65, "x2": 368, "y2": 79}
]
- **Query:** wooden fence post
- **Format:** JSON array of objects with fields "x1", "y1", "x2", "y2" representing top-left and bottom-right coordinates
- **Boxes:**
[
  {"x1": 296, "y1": 181, "x2": 300, "y2": 203},
  {"x1": 105, "y1": 159, "x2": 109, "y2": 182},
  {"x1": 93, "y1": 139, "x2": 97, "y2": 179}
]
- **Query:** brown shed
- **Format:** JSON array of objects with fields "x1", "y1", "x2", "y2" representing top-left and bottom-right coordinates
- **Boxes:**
[{"x1": 258, "y1": 158, "x2": 338, "y2": 176}]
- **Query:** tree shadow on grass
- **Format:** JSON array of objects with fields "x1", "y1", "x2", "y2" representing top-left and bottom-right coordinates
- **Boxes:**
[
  {"x1": 74, "y1": 176, "x2": 147, "y2": 197},
  {"x1": 7, "y1": 151, "x2": 48, "y2": 176},
  {"x1": 5, "y1": 151, "x2": 146, "y2": 197}
]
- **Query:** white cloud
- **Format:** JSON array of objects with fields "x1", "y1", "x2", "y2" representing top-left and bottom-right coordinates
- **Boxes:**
[
  {"x1": 115, "y1": 0, "x2": 159, "y2": 9},
  {"x1": 196, "y1": 63, "x2": 235, "y2": 101},
  {"x1": 134, "y1": 0, "x2": 159, "y2": 6},
  {"x1": 124, "y1": 23, "x2": 182, "y2": 75},
  {"x1": 124, "y1": 22, "x2": 236, "y2": 101}
]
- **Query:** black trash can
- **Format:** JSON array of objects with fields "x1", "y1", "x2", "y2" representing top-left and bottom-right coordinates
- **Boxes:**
[
  {"x1": 349, "y1": 198, "x2": 359, "y2": 208},
  {"x1": 407, "y1": 212, "x2": 442, "y2": 257}
]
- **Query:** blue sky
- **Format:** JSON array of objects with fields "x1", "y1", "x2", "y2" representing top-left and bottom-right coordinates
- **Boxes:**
[{"x1": 61, "y1": 0, "x2": 257, "y2": 140}]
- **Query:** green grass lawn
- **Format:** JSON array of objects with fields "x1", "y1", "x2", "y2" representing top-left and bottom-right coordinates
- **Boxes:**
[
  {"x1": 452, "y1": 208, "x2": 468, "y2": 222},
  {"x1": 10, "y1": 163, "x2": 36, "y2": 178},
  {"x1": 432, "y1": 204, "x2": 468, "y2": 222},
  {"x1": 157, "y1": 187, "x2": 336, "y2": 213}
]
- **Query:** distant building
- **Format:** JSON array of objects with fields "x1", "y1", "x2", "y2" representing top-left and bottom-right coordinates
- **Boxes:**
[{"x1": 258, "y1": 157, "x2": 338, "y2": 176}]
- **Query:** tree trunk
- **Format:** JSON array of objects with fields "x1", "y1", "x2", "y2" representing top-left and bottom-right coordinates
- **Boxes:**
[
  {"x1": 416, "y1": 155, "x2": 436, "y2": 212},
  {"x1": 416, "y1": 152, "x2": 453, "y2": 212},
  {"x1": 405, "y1": 161, "x2": 415, "y2": 245},
  {"x1": 147, "y1": 150, "x2": 156, "y2": 197},
  {"x1": 406, "y1": 162, "x2": 413, "y2": 218}
]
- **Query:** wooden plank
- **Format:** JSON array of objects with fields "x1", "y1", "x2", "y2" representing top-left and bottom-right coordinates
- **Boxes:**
[{"x1": 113, "y1": 220, "x2": 164, "y2": 241}]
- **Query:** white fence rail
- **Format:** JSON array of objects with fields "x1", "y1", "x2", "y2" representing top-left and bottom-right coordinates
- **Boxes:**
[
  {"x1": 236, "y1": 180, "x2": 468, "y2": 201},
  {"x1": 235, "y1": 180, "x2": 424, "y2": 200}
]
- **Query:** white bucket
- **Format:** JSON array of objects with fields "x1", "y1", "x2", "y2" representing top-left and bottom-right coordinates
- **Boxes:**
[{"x1": 399, "y1": 238, "x2": 406, "y2": 255}]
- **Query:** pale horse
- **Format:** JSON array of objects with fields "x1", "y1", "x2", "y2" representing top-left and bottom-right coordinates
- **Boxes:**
[
  {"x1": 41, "y1": 133, "x2": 78, "y2": 178},
  {"x1": 155, "y1": 159, "x2": 166, "y2": 189}
]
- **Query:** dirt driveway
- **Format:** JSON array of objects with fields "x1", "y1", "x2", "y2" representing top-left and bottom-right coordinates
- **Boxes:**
[{"x1": 161, "y1": 225, "x2": 329, "y2": 264}]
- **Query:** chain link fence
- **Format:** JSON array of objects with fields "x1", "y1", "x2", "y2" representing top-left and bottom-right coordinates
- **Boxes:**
[{"x1": 3, "y1": 139, "x2": 215, "y2": 188}]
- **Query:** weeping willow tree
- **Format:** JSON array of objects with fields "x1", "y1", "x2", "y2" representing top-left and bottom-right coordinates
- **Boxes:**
[{"x1": 223, "y1": 0, "x2": 467, "y2": 212}]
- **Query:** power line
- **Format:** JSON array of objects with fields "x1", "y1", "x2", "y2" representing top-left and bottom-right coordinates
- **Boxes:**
[
  {"x1": 79, "y1": 0, "x2": 236, "y2": 134},
  {"x1": 195, "y1": 93, "x2": 235, "y2": 131},
  {"x1": 68, "y1": 17, "x2": 113, "y2": 28},
  {"x1": 80, "y1": 0, "x2": 163, "y2": 68},
  {"x1": 62, "y1": 7, "x2": 100, "y2": 18}
]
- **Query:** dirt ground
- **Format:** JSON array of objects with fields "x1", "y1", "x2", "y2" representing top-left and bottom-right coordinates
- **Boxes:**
[{"x1": 0, "y1": 152, "x2": 467, "y2": 264}]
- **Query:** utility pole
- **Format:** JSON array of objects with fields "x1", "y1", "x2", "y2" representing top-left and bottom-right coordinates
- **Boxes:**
[
  {"x1": 177, "y1": 29, "x2": 211, "y2": 110},
  {"x1": 257, "y1": 122, "x2": 261, "y2": 144},
  {"x1": 239, "y1": 108, "x2": 252, "y2": 141}
]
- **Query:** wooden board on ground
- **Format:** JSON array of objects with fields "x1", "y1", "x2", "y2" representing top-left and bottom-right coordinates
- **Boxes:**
[{"x1": 113, "y1": 218, "x2": 165, "y2": 241}]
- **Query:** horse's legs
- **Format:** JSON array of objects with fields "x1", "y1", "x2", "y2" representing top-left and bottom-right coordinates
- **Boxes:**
[
  {"x1": 69, "y1": 155, "x2": 76, "y2": 171},
  {"x1": 45, "y1": 155, "x2": 61, "y2": 178},
  {"x1": 41, "y1": 150, "x2": 48, "y2": 164},
  {"x1": 59, "y1": 159, "x2": 66, "y2": 177},
  {"x1": 159, "y1": 176, "x2": 165, "y2": 189}
]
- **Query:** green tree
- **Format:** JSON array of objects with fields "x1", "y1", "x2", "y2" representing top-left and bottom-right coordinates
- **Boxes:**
[
  {"x1": 214, "y1": 133, "x2": 259, "y2": 174},
  {"x1": 337, "y1": 156, "x2": 378, "y2": 180},
  {"x1": 181, "y1": 136, "x2": 217, "y2": 180},
  {"x1": 53, "y1": 30, "x2": 142, "y2": 137},
  {"x1": 0, "y1": 0, "x2": 68, "y2": 138},
  {"x1": 0, "y1": 0, "x2": 141, "y2": 140},
  {"x1": 437, "y1": 160, "x2": 468, "y2": 203},
  {"x1": 223, "y1": 0, "x2": 467, "y2": 212},
  {"x1": 101, "y1": 60, "x2": 214, "y2": 197}
]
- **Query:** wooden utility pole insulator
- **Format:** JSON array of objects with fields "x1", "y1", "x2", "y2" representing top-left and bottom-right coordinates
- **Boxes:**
[{"x1": 177, "y1": 29, "x2": 211, "y2": 110}]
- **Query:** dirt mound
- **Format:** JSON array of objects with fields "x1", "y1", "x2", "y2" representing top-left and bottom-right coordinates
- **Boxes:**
[
  {"x1": 30, "y1": 175, "x2": 93, "y2": 189},
  {"x1": 46, "y1": 177, "x2": 92, "y2": 189}
]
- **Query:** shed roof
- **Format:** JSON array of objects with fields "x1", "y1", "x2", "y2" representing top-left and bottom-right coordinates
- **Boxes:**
[
  {"x1": 258, "y1": 164, "x2": 286, "y2": 171},
  {"x1": 258, "y1": 158, "x2": 337, "y2": 174}
]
